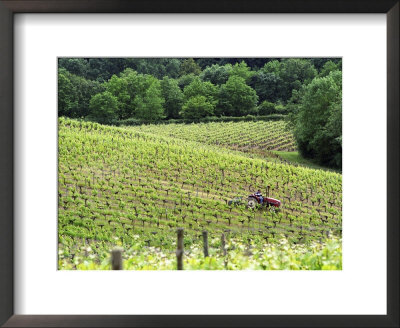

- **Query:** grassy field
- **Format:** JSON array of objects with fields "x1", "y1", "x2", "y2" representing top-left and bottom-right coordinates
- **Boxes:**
[
  {"x1": 273, "y1": 151, "x2": 341, "y2": 172},
  {"x1": 58, "y1": 118, "x2": 342, "y2": 270}
]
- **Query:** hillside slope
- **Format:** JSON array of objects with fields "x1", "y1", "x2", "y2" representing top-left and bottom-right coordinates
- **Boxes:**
[
  {"x1": 132, "y1": 120, "x2": 296, "y2": 156},
  {"x1": 58, "y1": 118, "x2": 342, "y2": 268}
]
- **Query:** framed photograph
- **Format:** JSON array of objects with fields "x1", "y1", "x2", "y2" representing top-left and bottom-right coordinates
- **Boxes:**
[{"x1": 0, "y1": 1, "x2": 398, "y2": 327}]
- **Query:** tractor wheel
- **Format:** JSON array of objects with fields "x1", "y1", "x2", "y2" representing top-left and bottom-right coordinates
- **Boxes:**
[{"x1": 247, "y1": 197, "x2": 257, "y2": 209}]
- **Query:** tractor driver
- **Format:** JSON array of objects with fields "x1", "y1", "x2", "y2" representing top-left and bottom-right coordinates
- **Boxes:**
[{"x1": 255, "y1": 190, "x2": 263, "y2": 204}]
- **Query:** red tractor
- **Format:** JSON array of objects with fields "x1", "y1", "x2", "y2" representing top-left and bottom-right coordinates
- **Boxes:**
[{"x1": 247, "y1": 193, "x2": 281, "y2": 212}]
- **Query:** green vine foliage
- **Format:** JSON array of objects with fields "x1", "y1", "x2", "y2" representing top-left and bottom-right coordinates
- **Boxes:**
[{"x1": 58, "y1": 117, "x2": 342, "y2": 270}]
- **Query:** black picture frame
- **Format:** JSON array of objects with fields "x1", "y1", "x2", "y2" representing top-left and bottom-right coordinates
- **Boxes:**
[{"x1": 0, "y1": 1, "x2": 398, "y2": 327}]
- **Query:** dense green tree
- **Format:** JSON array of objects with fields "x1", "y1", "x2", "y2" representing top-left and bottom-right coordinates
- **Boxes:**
[
  {"x1": 106, "y1": 74, "x2": 131, "y2": 119},
  {"x1": 258, "y1": 101, "x2": 276, "y2": 115},
  {"x1": 319, "y1": 60, "x2": 341, "y2": 77},
  {"x1": 181, "y1": 78, "x2": 218, "y2": 118},
  {"x1": 135, "y1": 82, "x2": 165, "y2": 122},
  {"x1": 249, "y1": 72, "x2": 282, "y2": 103},
  {"x1": 230, "y1": 61, "x2": 254, "y2": 83},
  {"x1": 262, "y1": 60, "x2": 282, "y2": 75},
  {"x1": 86, "y1": 58, "x2": 126, "y2": 82},
  {"x1": 194, "y1": 58, "x2": 221, "y2": 69},
  {"x1": 217, "y1": 58, "x2": 270, "y2": 68},
  {"x1": 58, "y1": 57, "x2": 336, "y2": 84},
  {"x1": 180, "y1": 95, "x2": 214, "y2": 119},
  {"x1": 324, "y1": 102, "x2": 342, "y2": 167},
  {"x1": 88, "y1": 91, "x2": 118, "y2": 124},
  {"x1": 164, "y1": 59, "x2": 181, "y2": 78},
  {"x1": 242, "y1": 58, "x2": 273, "y2": 69},
  {"x1": 309, "y1": 58, "x2": 341, "y2": 71},
  {"x1": 218, "y1": 76, "x2": 258, "y2": 116},
  {"x1": 70, "y1": 74, "x2": 105, "y2": 117},
  {"x1": 292, "y1": 71, "x2": 342, "y2": 168},
  {"x1": 106, "y1": 68, "x2": 161, "y2": 120},
  {"x1": 275, "y1": 102, "x2": 288, "y2": 115},
  {"x1": 183, "y1": 78, "x2": 218, "y2": 105},
  {"x1": 58, "y1": 68, "x2": 104, "y2": 118},
  {"x1": 179, "y1": 58, "x2": 201, "y2": 76},
  {"x1": 124, "y1": 58, "x2": 181, "y2": 79},
  {"x1": 59, "y1": 58, "x2": 184, "y2": 81},
  {"x1": 200, "y1": 64, "x2": 232, "y2": 85},
  {"x1": 58, "y1": 57, "x2": 342, "y2": 130},
  {"x1": 160, "y1": 77, "x2": 184, "y2": 119},
  {"x1": 286, "y1": 87, "x2": 304, "y2": 115},
  {"x1": 279, "y1": 59, "x2": 317, "y2": 102},
  {"x1": 178, "y1": 74, "x2": 197, "y2": 90},
  {"x1": 262, "y1": 59, "x2": 317, "y2": 102},
  {"x1": 58, "y1": 58, "x2": 89, "y2": 77},
  {"x1": 58, "y1": 68, "x2": 77, "y2": 117}
]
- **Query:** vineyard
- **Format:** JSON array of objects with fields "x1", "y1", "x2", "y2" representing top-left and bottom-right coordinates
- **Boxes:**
[
  {"x1": 58, "y1": 117, "x2": 342, "y2": 270},
  {"x1": 132, "y1": 121, "x2": 296, "y2": 158},
  {"x1": 59, "y1": 235, "x2": 342, "y2": 270}
]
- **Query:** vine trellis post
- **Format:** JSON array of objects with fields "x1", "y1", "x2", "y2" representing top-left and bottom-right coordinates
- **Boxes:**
[
  {"x1": 202, "y1": 230, "x2": 209, "y2": 257},
  {"x1": 176, "y1": 228, "x2": 184, "y2": 270},
  {"x1": 111, "y1": 248, "x2": 123, "y2": 270}
]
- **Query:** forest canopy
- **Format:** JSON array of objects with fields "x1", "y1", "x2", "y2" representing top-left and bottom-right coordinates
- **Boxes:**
[{"x1": 58, "y1": 57, "x2": 342, "y2": 168}]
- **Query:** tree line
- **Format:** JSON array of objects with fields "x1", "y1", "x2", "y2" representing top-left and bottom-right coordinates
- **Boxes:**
[{"x1": 58, "y1": 57, "x2": 342, "y2": 168}]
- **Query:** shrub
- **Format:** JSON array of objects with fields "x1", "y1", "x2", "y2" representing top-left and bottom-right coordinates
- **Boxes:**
[
  {"x1": 180, "y1": 95, "x2": 215, "y2": 120},
  {"x1": 87, "y1": 91, "x2": 118, "y2": 124},
  {"x1": 258, "y1": 101, "x2": 276, "y2": 115}
]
